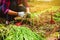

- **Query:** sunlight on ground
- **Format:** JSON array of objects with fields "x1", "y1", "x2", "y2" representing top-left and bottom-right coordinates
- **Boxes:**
[{"x1": 28, "y1": 0, "x2": 60, "y2": 13}]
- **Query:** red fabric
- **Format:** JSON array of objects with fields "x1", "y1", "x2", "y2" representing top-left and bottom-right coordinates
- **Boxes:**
[
  {"x1": 0, "y1": 0, "x2": 10, "y2": 14},
  {"x1": 6, "y1": 0, "x2": 10, "y2": 8},
  {"x1": 15, "y1": 22, "x2": 22, "y2": 26}
]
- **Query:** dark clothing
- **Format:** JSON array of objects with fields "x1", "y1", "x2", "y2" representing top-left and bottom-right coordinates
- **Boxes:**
[
  {"x1": 0, "y1": 0, "x2": 27, "y2": 21},
  {"x1": 0, "y1": 0, "x2": 28, "y2": 14}
]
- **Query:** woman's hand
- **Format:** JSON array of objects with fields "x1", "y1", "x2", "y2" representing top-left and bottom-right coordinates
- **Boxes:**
[
  {"x1": 8, "y1": 10, "x2": 18, "y2": 16},
  {"x1": 26, "y1": 7, "x2": 30, "y2": 14}
]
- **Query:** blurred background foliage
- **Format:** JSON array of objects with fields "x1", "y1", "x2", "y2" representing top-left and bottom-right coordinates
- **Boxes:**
[{"x1": 28, "y1": 0, "x2": 60, "y2": 13}]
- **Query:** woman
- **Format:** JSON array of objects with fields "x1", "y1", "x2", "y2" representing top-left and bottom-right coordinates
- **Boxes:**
[{"x1": 0, "y1": 0, "x2": 30, "y2": 23}]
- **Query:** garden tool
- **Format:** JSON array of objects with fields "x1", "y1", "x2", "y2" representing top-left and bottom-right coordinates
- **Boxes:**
[{"x1": 50, "y1": 11, "x2": 55, "y2": 24}]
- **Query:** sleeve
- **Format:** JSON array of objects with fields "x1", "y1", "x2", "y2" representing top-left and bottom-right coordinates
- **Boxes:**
[
  {"x1": 2, "y1": 0, "x2": 10, "y2": 14},
  {"x1": 0, "y1": 5, "x2": 2, "y2": 10}
]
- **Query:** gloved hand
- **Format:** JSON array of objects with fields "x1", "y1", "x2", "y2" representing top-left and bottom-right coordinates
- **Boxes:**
[
  {"x1": 26, "y1": 7, "x2": 31, "y2": 18},
  {"x1": 25, "y1": 13, "x2": 31, "y2": 18},
  {"x1": 18, "y1": 12, "x2": 25, "y2": 17}
]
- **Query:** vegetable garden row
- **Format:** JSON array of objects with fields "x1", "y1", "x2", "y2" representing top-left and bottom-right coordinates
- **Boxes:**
[{"x1": 0, "y1": 6, "x2": 60, "y2": 40}]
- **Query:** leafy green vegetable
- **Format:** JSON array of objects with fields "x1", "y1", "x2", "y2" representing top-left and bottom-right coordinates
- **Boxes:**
[
  {"x1": 54, "y1": 11, "x2": 60, "y2": 22},
  {"x1": 4, "y1": 25, "x2": 45, "y2": 40}
]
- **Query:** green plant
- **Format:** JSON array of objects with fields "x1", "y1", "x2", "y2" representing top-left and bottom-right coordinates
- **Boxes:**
[
  {"x1": 54, "y1": 11, "x2": 60, "y2": 22},
  {"x1": 0, "y1": 24, "x2": 9, "y2": 40},
  {"x1": 4, "y1": 25, "x2": 45, "y2": 40}
]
